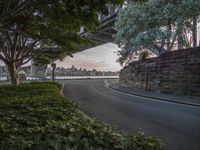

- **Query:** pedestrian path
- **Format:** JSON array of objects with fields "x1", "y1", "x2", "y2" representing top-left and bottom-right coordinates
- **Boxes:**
[{"x1": 106, "y1": 80, "x2": 200, "y2": 108}]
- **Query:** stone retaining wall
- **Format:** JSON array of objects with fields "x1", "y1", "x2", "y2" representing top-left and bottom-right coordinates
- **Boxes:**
[{"x1": 120, "y1": 47, "x2": 200, "y2": 97}]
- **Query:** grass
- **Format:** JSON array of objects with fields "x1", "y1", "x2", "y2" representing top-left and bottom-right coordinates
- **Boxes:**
[{"x1": 0, "y1": 82, "x2": 163, "y2": 150}]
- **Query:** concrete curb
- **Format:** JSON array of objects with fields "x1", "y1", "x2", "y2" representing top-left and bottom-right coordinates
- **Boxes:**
[
  {"x1": 60, "y1": 83, "x2": 65, "y2": 96},
  {"x1": 105, "y1": 80, "x2": 200, "y2": 108}
]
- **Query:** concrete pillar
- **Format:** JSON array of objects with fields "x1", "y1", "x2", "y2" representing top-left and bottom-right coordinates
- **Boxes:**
[{"x1": 30, "y1": 60, "x2": 36, "y2": 76}]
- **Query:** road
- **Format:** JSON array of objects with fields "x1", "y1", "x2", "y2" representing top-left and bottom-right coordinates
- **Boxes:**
[{"x1": 61, "y1": 79, "x2": 200, "y2": 150}]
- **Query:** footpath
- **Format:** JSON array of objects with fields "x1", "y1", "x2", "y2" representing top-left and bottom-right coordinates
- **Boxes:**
[{"x1": 106, "y1": 80, "x2": 200, "y2": 108}]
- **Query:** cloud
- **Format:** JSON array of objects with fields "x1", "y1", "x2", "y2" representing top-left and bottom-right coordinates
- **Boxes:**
[{"x1": 56, "y1": 43, "x2": 121, "y2": 71}]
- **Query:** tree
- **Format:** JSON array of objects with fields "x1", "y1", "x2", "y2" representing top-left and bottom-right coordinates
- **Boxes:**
[
  {"x1": 0, "y1": 0, "x2": 123, "y2": 85},
  {"x1": 115, "y1": 0, "x2": 200, "y2": 65},
  {"x1": 0, "y1": 30, "x2": 38, "y2": 85},
  {"x1": 0, "y1": 24, "x2": 89, "y2": 84},
  {"x1": 0, "y1": 0, "x2": 123, "y2": 30},
  {"x1": 0, "y1": 0, "x2": 32, "y2": 29}
]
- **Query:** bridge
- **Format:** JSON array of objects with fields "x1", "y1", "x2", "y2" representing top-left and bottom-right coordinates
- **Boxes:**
[
  {"x1": 81, "y1": 12, "x2": 118, "y2": 44},
  {"x1": 80, "y1": 1, "x2": 131, "y2": 47}
]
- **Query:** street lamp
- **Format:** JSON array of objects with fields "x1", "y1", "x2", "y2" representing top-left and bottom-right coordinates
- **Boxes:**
[{"x1": 51, "y1": 62, "x2": 56, "y2": 81}]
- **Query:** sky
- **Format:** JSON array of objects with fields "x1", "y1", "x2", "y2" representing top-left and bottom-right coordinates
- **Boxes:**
[
  {"x1": 55, "y1": 43, "x2": 122, "y2": 71},
  {"x1": 0, "y1": 43, "x2": 122, "y2": 72}
]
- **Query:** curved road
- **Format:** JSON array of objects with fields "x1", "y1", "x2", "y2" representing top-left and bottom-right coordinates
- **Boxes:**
[{"x1": 62, "y1": 79, "x2": 200, "y2": 150}]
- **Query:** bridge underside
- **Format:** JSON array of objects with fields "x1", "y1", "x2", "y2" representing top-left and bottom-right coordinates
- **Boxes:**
[{"x1": 81, "y1": 13, "x2": 117, "y2": 49}]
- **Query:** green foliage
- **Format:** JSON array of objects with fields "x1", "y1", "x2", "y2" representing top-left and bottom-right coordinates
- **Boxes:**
[
  {"x1": 1, "y1": 0, "x2": 124, "y2": 84},
  {"x1": 0, "y1": 82, "x2": 163, "y2": 150},
  {"x1": 0, "y1": 0, "x2": 123, "y2": 31},
  {"x1": 139, "y1": 51, "x2": 149, "y2": 61},
  {"x1": 115, "y1": 0, "x2": 200, "y2": 64}
]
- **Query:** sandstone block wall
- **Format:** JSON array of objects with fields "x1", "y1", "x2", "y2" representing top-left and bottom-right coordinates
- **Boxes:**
[{"x1": 120, "y1": 47, "x2": 200, "y2": 97}]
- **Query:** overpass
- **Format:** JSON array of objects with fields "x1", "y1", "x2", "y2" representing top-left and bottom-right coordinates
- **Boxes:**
[
  {"x1": 80, "y1": 1, "x2": 131, "y2": 47},
  {"x1": 81, "y1": 12, "x2": 118, "y2": 44}
]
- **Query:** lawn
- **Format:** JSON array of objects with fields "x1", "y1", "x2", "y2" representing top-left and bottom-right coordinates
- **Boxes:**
[{"x1": 0, "y1": 82, "x2": 163, "y2": 150}]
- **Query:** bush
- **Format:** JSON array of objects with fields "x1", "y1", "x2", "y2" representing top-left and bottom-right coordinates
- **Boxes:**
[
  {"x1": 139, "y1": 51, "x2": 149, "y2": 61},
  {"x1": 0, "y1": 82, "x2": 163, "y2": 150}
]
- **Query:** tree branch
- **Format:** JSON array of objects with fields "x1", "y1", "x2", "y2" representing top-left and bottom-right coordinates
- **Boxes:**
[
  {"x1": 2, "y1": 46, "x2": 10, "y2": 62},
  {"x1": 170, "y1": 32, "x2": 177, "y2": 50},
  {"x1": 0, "y1": 53, "x2": 7, "y2": 63},
  {"x1": 0, "y1": 0, "x2": 32, "y2": 27},
  {"x1": 20, "y1": 57, "x2": 32, "y2": 66}
]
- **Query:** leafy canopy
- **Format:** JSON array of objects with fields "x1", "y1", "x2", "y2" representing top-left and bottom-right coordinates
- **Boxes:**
[
  {"x1": 115, "y1": 0, "x2": 200, "y2": 64},
  {"x1": 0, "y1": 0, "x2": 124, "y2": 84}
]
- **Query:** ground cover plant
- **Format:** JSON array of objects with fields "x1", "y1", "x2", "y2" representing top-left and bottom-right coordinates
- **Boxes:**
[{"x1": 0, "y1": 82, "x2": 163, "y2": 150}]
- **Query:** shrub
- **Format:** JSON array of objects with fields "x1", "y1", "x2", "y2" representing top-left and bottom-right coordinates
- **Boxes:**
[
  {"x1": 139, "y1": 51, "x2": 149, "y2": 61},
  {"x1": 0, "y1": 82, "x2": 163, "y2": 150}
]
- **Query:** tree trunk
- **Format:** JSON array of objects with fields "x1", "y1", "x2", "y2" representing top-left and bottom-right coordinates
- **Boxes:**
[
  {"x1": 51, "y1": 63, "x2": 56, "y2": 82},
  {"x1": 192, "y1": 16, "x2": 197, "y2": 47},
  {"x1": 52, "y1": 67, "x2": 55, "y2": 81},
  {"x1": 177, "y1": 21, "x2": 183, "y2": 50},
  {"x1": 167, "y1": 21, "x2": 172, "y2": 51},
  {"x1": 7, "y1": 62, "x2": 20, "y2": 85}
]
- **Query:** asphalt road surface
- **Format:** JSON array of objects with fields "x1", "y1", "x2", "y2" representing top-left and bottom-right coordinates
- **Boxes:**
[{"x1": 61, "y1": 79, "x2": 200, "y2": 150}]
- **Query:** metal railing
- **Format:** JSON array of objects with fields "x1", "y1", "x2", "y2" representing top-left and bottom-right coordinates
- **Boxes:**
[{"x1": 0, "y1": 76, "x2": 119, "y2": 82}]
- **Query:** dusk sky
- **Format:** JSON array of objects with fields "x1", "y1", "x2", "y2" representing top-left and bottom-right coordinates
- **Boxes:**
[{"x1": 55, "y1": 43, "x2": 122, "y2": 71}]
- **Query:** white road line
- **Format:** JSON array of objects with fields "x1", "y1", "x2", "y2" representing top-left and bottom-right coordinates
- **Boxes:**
[{"x1": 104, "y1": 80, "x2": 200, "y2": 109}]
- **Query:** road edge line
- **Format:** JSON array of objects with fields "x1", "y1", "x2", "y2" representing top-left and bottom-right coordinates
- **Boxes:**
[{"x1": 104, "y1": 80, "x2": 200, "y2": 108}]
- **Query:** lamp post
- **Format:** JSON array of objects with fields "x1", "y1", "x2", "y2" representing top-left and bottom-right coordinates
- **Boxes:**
[{"x1": 51, "y1": 62, "x2": 56, "y2": 81}]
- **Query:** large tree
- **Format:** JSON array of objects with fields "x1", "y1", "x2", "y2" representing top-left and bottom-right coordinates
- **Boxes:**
[
  {"x1": 115, "y1": 0, "x2": 200, "y2": 65},
  {"x1": 0, "y1": 28, "x2": 85, "y2": 84},
  {"x1": 0, "y1": 0, "x2": 123, "y2": 30},
  {"x1": 0, "y1": 0, "x2": 123, "y2": 84}
]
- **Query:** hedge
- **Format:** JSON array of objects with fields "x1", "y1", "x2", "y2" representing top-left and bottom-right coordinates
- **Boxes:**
[{"x1": 0, "y1": 82, "x2": 163, "y2": 150}]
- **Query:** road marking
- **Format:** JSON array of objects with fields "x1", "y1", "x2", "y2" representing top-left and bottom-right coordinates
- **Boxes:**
[{"x1": 104, "y1": 80, "x2": 200, "y2": 109}]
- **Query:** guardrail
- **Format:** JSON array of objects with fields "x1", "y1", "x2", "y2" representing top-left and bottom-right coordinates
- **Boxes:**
[
  {"x1": 0, "y1": 76, "x2": 119, "y2": 81},
  {"x1": 45, "y1": 76, "x2": 119, "y2": 80}
]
